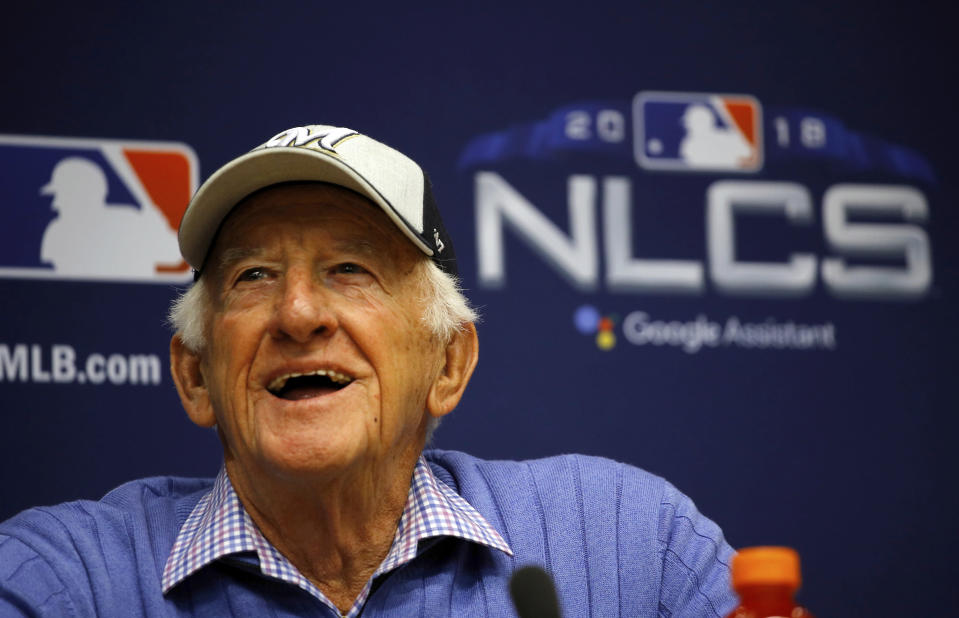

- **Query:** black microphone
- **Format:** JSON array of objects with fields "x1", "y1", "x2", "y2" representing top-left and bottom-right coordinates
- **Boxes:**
[{"x1": 509, "y1": 565, "x2": 562, "y2": 618}]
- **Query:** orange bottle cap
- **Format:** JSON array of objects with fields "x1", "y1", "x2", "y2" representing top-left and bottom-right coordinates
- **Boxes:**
[{"x1": 732, "y1": 546, "x2": 801, "y2": 589}]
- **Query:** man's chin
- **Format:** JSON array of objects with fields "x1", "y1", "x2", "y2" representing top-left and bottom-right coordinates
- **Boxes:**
[{"x1": 252, "y1": 429, "x2": 371, "y2": 481}]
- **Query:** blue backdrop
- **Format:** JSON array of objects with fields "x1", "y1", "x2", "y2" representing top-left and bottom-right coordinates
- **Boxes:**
[{"x1": 2, "y1": 2, "x2": 956, "y2": 615}]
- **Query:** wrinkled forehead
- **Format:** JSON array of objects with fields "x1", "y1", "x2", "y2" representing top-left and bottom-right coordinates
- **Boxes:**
[{"x1": 205, "y1": 182, "x2": 419, "y2": 274}]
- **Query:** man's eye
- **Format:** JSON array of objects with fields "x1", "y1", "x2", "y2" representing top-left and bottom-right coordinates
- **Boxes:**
[
  {"x1": 237, "y1": 267, "x2": 268, "y2": 282},
  {"x1": 334, "y1": 263, "x2": 368, "y2": 275}
]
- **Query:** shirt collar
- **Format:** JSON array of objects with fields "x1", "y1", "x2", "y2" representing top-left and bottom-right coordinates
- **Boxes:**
[
  {"x1": 380, "y1": 454, "x2": 512, "y2": 572},
  {"x1": 162, "y1": 456, "x2": 511, "y2": 613}
]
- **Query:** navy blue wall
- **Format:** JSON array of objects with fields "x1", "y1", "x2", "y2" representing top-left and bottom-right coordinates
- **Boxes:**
[{"x1": 2, "y1": 3, "x2": 956, "y2": 615}]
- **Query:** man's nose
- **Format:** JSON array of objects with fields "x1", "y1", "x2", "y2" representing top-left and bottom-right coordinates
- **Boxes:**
[{"x1": 269, "y1": 269, "x2": 337, "y2": 343}]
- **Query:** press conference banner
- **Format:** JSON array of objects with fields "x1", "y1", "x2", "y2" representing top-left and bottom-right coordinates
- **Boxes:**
[{"x1": 1, "y1": 3, "x2": 955, "y2": 616}]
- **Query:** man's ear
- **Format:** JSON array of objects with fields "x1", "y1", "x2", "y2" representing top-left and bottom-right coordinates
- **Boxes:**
[
  {"x1": 427, "y1": 323, "x2": 479, "y2": 419},
  {"x1": 170, "y1": 335, "x2": 216, "y2": 428}
]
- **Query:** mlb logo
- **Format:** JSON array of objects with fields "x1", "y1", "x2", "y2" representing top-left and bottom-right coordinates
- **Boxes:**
[
  {"x1": 633, "y1": 91, "x2": 763, "y2": 172},
  {"x1": 0, "y1": 134, "x2": 197, "y2": 283}
]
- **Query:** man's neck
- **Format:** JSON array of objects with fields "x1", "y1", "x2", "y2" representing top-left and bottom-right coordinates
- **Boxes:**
[{"x1": 224, "y1": 449, "x2": 421, "y2": 613}]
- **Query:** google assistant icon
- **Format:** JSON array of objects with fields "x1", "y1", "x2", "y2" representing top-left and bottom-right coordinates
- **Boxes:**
[{"x1": 574, "y1": 305, "x2": 617, "y2": 350}]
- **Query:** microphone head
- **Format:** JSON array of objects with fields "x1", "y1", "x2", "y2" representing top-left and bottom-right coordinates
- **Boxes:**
[{"x1": 509, "y1": 565, "x2": 562, "y2": 618}]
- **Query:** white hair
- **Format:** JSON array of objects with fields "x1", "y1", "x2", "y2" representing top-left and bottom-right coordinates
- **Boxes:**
[
  {"x1": 168, "y1": 279, "x2": 209, "y2": 354},
  {"x1": 416, "y1": 261, "x2": 479, "y2": 344},
  {"x1": 168, "y1": 259, "x2": 477, "y2": 441}
]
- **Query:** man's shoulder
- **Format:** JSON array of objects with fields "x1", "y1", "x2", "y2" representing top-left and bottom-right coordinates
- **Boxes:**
[
  {"x1": 423, "y1": 448, "x2": 724, "y2": 547},
  {"x1": 423, "y1": 449, "x2": 735, "y2": 616},
  {"x1": 0, "y1": 475, "x2": 213, "y2": 561},
  {"x1": 425, "y1": 448, "x2": 668, "y2": 493},
  {"x1": 99, "y1": 475, "x2": 214, "y2": 511},
  {"x1": 423, "y1": 448, "x2": 674, "y2": 525},
  {"x1": 0, "y1": 476, "x2": 214, "y2": 615}
]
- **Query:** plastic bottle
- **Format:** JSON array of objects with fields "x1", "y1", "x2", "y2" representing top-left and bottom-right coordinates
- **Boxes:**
[{"x1": 727, "y1": 546, "x2": 814, "y2": 618}]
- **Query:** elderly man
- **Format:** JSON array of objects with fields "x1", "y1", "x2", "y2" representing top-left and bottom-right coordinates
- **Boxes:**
[{"x1": 0, "y1": 126, "x2": 736, "y2": 617}]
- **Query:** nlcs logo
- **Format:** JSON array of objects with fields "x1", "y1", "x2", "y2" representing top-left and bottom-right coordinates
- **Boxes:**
[{"x1": 0, "y1": 134, "x2": 197, "y2": 283}]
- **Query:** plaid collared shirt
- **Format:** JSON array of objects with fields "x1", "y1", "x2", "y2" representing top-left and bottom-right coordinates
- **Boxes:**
[{"x1": 161, "y1": 457, "x2": 512, "y2": 617}]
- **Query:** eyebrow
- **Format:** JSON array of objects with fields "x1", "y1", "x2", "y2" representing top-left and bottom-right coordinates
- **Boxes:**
[
  {"x1": 211, "y1": 238, "x2": 382, "y2": 275},
  {"x1": 333, "y1": 239, "x2": 377, "y2": 259},
  {"x1": 212, "y1": 247, "x2": 264, "y2": 277}
]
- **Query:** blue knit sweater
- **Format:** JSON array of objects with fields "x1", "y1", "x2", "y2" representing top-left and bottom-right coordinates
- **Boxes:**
[{"x1": 0, "y1": 450, "x2": 736, "y2": 617}]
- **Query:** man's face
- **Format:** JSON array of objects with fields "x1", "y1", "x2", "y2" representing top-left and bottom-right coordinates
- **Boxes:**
[{"x1": 187, "y1": 183, "x2": 447, "y2": 481}]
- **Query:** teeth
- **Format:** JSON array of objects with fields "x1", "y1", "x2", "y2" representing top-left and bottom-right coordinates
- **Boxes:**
[{"x1": 267, "y1": 369, "x2": 353, "y2": 393}]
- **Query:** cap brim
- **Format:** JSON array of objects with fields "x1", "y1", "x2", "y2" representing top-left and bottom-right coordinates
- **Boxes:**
[{"x1": 179, "y1": 146, "x2": 433, "y2": 270}]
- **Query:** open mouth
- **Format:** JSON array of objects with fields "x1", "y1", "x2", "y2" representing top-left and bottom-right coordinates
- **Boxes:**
[{"x1": 267, "y1": 369, "x2": 354, "y2": 401}]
